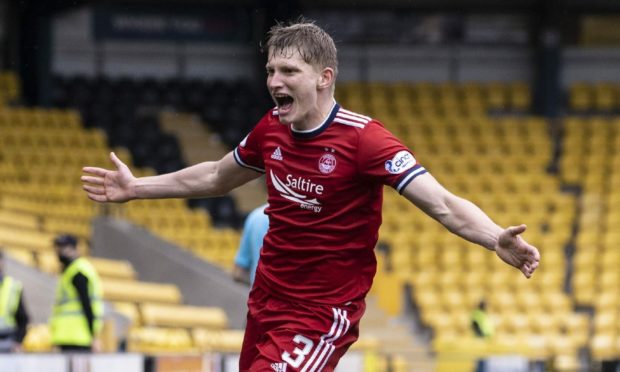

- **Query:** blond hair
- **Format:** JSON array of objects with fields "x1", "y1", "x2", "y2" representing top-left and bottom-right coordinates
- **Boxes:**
[{"x1": 264, "y1": 18, "x2": 338, "y2": 77}]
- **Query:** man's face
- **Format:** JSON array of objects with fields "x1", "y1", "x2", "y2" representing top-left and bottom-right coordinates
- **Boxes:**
[
  {"x1": 266, "y1": 47, "x2": 323, "y2": 126},
  {"x1": 55, "y1": 245, "x2": 74, "y2": 262}
]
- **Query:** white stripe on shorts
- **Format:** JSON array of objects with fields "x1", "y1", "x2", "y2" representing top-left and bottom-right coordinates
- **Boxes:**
[{"x1": 301, "y1": 308, "x2": 350, "y2": 372}]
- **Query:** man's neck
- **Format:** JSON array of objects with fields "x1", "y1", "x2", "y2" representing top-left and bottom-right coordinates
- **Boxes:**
[
  {"x1": 291, "y1": 95, "x2": 336, "y2": 132},
  {"x1": 61, "y1": 257, "x2": 77, "y2": 271}
]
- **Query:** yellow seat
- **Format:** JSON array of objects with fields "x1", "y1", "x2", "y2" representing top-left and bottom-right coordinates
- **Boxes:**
[
  {"x1": 524, "y1": 334, "x2": 552, "y2": 359},
  {"x1": 554, "y1": 354, "x2": 582, "y2": 372},
  {"x1": 594, "y1": 292, "x2": 619, "y2": 312},
  {"x1": 36, "y1": 251, "x2": 60, "y2": 275},
  {"x1": 89, "y1": 257, "x2": 136, "y2": 280},
  {"x1": 598, "y1": 271, "x2": 620, "y2": 291},
  {"x1": 428, "y1": 312, "x2": 462, "y2": 339},
  {"x1": 113, "y1": 302, "x2": 142, "y2": 326},
  {"x1": 509, "y1": 82, "x2": 531, "y2": 111},
  {"x1": 127, "y1": 327, "x2": 194, "y2": 353},
  {"x1": 569, "y1": 83, "x2": 592, "y2": 111},
  {"x1": 0, "y1": 210, "x2": 40, "y2": 230},
  {"x1": 22, "y1": 324, "x2": 52, "y2": 352},
  {"x1": 573, "y1": 270, "x2": 596, "y2": 306},
  {"x1": 503, "y1": 313, "x2": 531, "y2": 335},
  {"x1": 594, "y1": 311, "x2": 617, "y2": 335},
  {"x1": 441, "y1": 290, "x2": 465, "y2": 310},
  {"x1": 594, "y1": 83, "x2": 615, "y2": 111},
  {"x1": 529, "y1": 312, "x2": 560, "y2": 335},
  {"x1": 2, "y1": 248, "x2": 35, "y2": 267},
  {"x1": 102, "y1": 279, "x2": 182, "y2": 304},
  {"x1": 436, "y1": 270, "x2": 463, "y2": 291},
  {"x1": 486, "y1": 82, "x2": 508, "y2": 110},
  {"x1": 591, "y1": 334, "x2": 618, "y2": 360},
  {"x1": 541, "y1": 292, "x2": 572, "y2": 313},
  {"x1": 140, "y1": 303, "x2": 227, "y2": 330},
  {"x1": 192, "y1": 329, "x2": 244, "y2": 353},
  {"x1": 0, "y1": 225, "x2": 54, "y2": 252},
  {"x1": 514, "y1": 289, "x2": 543, "y2": 312}
]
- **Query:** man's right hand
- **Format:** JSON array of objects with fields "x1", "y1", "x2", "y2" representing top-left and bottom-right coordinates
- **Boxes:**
[
  {"x1": 91, "y1": 338, "x2": 102, "y2": 353},
  {"x1": 81, "y1": 152, "x2": 137, "y2": 203}
]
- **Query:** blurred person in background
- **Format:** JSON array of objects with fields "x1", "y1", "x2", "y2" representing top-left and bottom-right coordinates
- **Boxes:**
[
  {"x1": 0, "y1": 250, "x2": 30, "y2": 353},
  {"x1": 50, "y1": 234, "x2": 103, "y2": 352},
  {"x1": 471, "y1": 299, "x2": 495, "y2": 372},
  {"x1": 81, "y1": 18, "x2": 540, "y2": 371},
  {"x1": 471, "y1": 299, "x2": 494, "y2": 339},
  {"x1": 232, "y1": 203, "x2": 269, "y2": 286}
]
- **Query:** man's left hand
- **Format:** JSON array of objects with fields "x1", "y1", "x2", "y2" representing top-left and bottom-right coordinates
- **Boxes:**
[{"x1": 495, "y1": 224, "x2": 540, "y2": 278}]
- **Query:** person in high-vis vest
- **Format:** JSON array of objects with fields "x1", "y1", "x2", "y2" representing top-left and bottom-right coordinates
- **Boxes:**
[
  {"x1": 50, "y1": 234, "x2": 103, "y2": 352},
  {"x1": 471, "y1": 299, "x2": 495, "y2": 338},
  {"x1": 0, "y1": 250, "x2": 29, "y2": 353},
  {"x1": 471, "y1": 300, "x2": 494, "y2": 372}
]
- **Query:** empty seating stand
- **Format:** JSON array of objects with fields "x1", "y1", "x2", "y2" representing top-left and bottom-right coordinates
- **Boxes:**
[{"x1": 337, "y1": 81, "x2": 584, "y2": 365}]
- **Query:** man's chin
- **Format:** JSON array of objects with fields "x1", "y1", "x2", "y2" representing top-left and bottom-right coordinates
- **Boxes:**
[{"x1": 277, "y1": 114, "x2": 292, "y2": 124}]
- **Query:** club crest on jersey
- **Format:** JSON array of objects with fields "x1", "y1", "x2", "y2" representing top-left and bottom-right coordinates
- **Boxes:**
[
  {"x1": 318, "y1": 153, "x2": 337, "y2": 174},
  {"x1": 385, "y1": 151, "x2": 416, "y2": 174}
]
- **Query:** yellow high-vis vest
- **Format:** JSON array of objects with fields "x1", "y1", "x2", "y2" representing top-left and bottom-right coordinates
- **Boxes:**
[
  {"x1": 0, "y1": 276, "x2": 22, "y2": 333},
  {"x1": 471, "y1": 309, "x2": 495, "y2": 338},
  {"x1": 50, "y1": 258, "x2": 103, "y2": 346}
]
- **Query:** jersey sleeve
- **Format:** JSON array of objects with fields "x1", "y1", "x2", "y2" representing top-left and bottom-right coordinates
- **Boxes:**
[
  {"x1": 358, "y1": 121, "x2": 428, "y2": 194},
  {"x1": 233, "y1": 112, "x2": 271, "y2": 173}
]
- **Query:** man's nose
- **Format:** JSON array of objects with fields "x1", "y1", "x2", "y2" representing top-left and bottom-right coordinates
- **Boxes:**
[{"x1": 268, "y1": 72, "x2": 283, "y2": 88}]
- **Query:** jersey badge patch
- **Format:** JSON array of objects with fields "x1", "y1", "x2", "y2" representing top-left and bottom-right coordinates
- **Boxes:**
[{"x1": 385, "y1": 151, "x2": 416, "y2": 174}]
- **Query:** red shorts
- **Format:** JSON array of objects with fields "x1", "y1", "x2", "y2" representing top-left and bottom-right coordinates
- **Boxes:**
[{"x1": 239, "y1": 285, "x2": 365, "y2": 372}]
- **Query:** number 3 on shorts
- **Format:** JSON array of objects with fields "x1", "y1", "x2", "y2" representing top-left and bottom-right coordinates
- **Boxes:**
[{"x1": 281, "y1": 334, "x2": 314, "y2": 368}]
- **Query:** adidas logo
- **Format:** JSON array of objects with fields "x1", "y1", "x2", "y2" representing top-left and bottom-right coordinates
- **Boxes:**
[
  {"x1": 271, "y1": 147, "x2": 283, "y2": 161},
  {"x1": 271, "y1": 362, "x2": 287, "y2": 372}
]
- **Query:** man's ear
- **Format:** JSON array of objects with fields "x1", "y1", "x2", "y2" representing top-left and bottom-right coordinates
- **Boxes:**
[{"x1": 318, "y1": 68, "x2": 335, "y2": 90}]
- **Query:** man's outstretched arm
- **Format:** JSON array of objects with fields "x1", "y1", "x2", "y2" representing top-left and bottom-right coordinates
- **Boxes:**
[
  {"x1": 81, "y1": 151, "x2": 261, "y2": 203},
  {"x1": 402, "y1": 173, "x2": 540, "y2": 278}
]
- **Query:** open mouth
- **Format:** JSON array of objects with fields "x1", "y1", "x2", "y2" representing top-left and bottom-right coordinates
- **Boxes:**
[{"x1": 274, "y1": 94, "x2": 294, "y2": 112}]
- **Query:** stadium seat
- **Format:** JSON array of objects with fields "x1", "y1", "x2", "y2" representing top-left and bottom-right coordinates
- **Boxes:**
[
  {"x1": 113, "y1": 302, "x2": 142, "y2": 326},
  {"x1": 590, "y1": 334, "x2": 618, "y2": 360},
  {"x1": 101, "y1": 278, "x2": 182, "y2": 304},
  {"x1": 127, "y1": 327, "x2": 195, "y2": 353},
  {"x1": 0, "y1": 226, "x2": 55, "y2": 253},
  {"x1": 569, "y1": 83, "x2": 592, "y2": 112},
  {"x1": 140, "y1": 303, "x2": 228, "y2": 330},
  {"x1": 22, "y1": 324, "x2": 52, "y2": 352},
  {"x1": 192, "y1": 328, "x2": 245, "y2": 353},
  {"x1": 89, "y1": 257, "x2": 137, "y2": 280}
]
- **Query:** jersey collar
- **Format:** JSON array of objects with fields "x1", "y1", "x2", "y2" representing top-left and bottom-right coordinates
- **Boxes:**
[{"x1": 290, "y1": 100, "x2": 340, "y2": 139}]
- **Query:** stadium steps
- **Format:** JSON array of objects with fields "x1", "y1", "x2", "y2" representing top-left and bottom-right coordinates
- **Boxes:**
[
  {"x1": 159, "y1": 112, "x2": 227, "y2": 166},
  {"x1": 159, "y1": 111, "x2": 267, "y2": 214},
  {"x1": 362, "y1": 295, "x2": 435, "y2": 372}
]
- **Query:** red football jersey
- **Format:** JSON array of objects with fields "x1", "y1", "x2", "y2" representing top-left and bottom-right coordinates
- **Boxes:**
[{"x1": 234, "y1": 102, "x2": 427, "y2": 304}]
